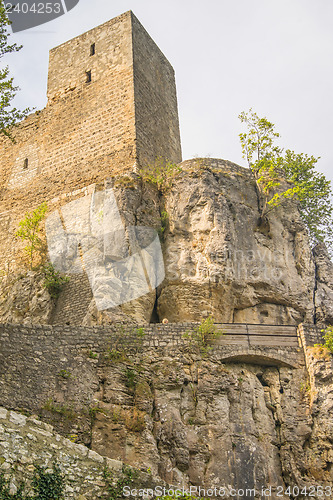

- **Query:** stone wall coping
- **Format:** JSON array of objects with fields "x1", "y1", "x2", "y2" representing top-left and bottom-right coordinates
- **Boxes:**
[
  {"x1": 0, "y1": 321, "x2": 303, "y2": 331},
  {"x1": 179, "y1": 158, "x2": 252, "y2": 177}
]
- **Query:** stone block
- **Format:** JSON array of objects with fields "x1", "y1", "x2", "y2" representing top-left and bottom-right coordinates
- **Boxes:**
[
  {"x1": 88, "y1": 449, "x2": 104, "y2": 463},
  {"x1": 0, "y1": 408, "x2": 7, "y2": 420},
  {"x1": 9, "y1": 412, "x2": 27, "y2": 426},
  {"x1": 73, "y1": 443, "x2": 89, "y2": 457},
  {"x1": 105, "y1": 457, "x2": 123, "y2": 472}
]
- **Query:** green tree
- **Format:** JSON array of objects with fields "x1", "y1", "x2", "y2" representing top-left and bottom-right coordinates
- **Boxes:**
[
  {"x1": 16, "y1": 202, "x2": 48, "y2": 269},
  {"x1": 281, "y1": 150, "x2": 333, "y2": 250},
  {"x1": 0, "y1": 0, "x2": 31, "y2": 139},
  {"x1": 239, "y1": 109, "x2": 333, "y2": 254},
  {"x1": 239, "y1": 108, "x2": 282, "y2": 165},
  {"x1": 239, "y1": 109, "x2": 298, "y2": 216}
]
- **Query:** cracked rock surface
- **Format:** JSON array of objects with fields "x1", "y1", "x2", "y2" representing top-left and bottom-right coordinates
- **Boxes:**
[{"x1": 1, "y1": 160, "x2": 332, "y2": 327}]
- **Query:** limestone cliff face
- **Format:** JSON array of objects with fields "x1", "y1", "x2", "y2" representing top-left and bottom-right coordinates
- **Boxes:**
[
  {"x1": 92, "y1": 354, "x2": 308, "y2": 492},
  {"x1": 157, "y1": 159, "x2": 317, "y2": 325},
  {"x1": 0, "y1": 271, "x2": 53, "y2": 324},
  {"x1": 304, "y1": 346, "x2": 333, "y2": 481},
  {"x1": 313, "y1": 244, "x2": 333, "y2": 324},
  {"x1": 1, "y1": 158, "x2": 332, "y2": 328},
  {"x1": 82, "y1": 158, "x2": 330, "y2": 327}
]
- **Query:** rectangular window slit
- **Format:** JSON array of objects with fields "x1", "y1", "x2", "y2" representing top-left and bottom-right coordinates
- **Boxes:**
[
  {"x1": 90, "y1": 43, "x2": 95, "y2": 56},
  {"x1": 86, "y1": 70, "x2": 91, "y2": 83},
  {"x1": 23, "y1": 158, "x2": 28, "y2": 169}
]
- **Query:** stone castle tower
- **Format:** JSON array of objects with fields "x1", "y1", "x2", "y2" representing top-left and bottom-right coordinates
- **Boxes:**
[{"x1": 0, "y1": 11, "x2": 182, "y2": 270}]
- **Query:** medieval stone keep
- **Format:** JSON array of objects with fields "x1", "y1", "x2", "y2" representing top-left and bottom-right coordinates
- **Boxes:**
[
  {"x1": 0, "y1": 10, "x2": 333, "y2": 499},
  {"x1": 0, "y1": 10, "x2": 181, "y2": 273}
]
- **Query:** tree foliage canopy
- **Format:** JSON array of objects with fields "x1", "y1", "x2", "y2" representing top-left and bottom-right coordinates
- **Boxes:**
[
  {"x1": 239, "y1": 109, "x2": 333, "y2": 255},
  {"x1": 0, "y1": 0, "x2": 31, "y2": 139}
]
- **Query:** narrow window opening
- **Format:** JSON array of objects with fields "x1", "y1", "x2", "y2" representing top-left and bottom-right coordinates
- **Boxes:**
[
  {"x1": 86, "y1": 70, "x2": 91, "y2": 83},
  {"x1": 23, "y1": 158, "x2": 28, "y2": 169},
  {"x1": 90, "y1": 43, "x2": 95, "y2": 56}
]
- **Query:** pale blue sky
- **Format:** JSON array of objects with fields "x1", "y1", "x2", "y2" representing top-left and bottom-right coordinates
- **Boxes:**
[{"x1": 4, "y1": 0, "x2": 333, "y2": 186}]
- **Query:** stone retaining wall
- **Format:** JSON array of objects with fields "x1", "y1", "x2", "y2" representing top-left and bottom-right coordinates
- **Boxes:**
[
  {"x1": 0, "y1": 406, "x2": 159, "y2": 499},
  {"x1": 0, "y1": 407, "x2": 122, "y2": 498},
  {"x1": 297, "y1": 323, "x2": 324, "y2": 348},
  {"x1": 0, "y1": 322, "x2": 306, "y2": 415}
]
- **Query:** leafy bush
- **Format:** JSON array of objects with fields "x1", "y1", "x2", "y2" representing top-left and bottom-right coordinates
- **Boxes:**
[
  {"x1": 322, "y1": 326, "x2": 333, "y2": 353},
  {"x1": 140, "y1": 157, "x2": 182, "y2": 192},
  {"x1": 0, "y1": 471, "x2": 26, "y2": 499},
  {"x1": 31, "y1": 463, "x2": 64, "y2": 500},
  {"x1": 124, "y1": 368, "x2": 137, "y2": 390},
  {"x1": 57, "y1": 369, "x2": 71, "y2": 379},
  {"x1": 157, "y1": 210, "x2": 169, "y2": 239},
  {"x1": 184, "y1": 316, "x2": 223, "y2": 355},
  {"x1": 103, "y1": 465, "x2": 138, "y2": 500},
  {"x1": 134, "y1": 327, "x2": 145, "y2": 339},
  {"x1": 88, "y1": 350, "x2": 98, "y2": 359},
  {"x1": 0, "y1": 463, "x2": 64, "y2": 499},
  {"x1": 43, "y1": 263, "x2": 69, "y2": 299}
]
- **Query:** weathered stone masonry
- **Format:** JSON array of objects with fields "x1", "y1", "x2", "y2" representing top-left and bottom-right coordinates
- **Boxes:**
[
  {"x1": 0, "y1": 406, "x2": 163, "y2": 499},
  {"x1": 0, "y1": 407, "x2": 123, "y2": 498},
  {"x1": 0, "y1": 321, "x2": 305, "y2": 414}
]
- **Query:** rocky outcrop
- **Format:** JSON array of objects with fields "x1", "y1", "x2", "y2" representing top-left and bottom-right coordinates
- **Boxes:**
[
  {"x1": 157, "y1": 159, "x2": 319, "y2": 325},
  {"x1": 1, "y1": 160, "x2": 332, "y2": 327},
  {"x1": 313, "y1": 244, "x2": 333, "y2": 324},
  {"x1": 0, "y1": 271, "x2": 54, "y2": 325},
  {"x1": 89, "y1": 348, "x2": 328, "y2": 494},
  {"x1": 300, "y1": 344, "x2": 333, "y2": 483},
  {"x1": 79, "y1": 159, "x2": 333, "y2": 327}
]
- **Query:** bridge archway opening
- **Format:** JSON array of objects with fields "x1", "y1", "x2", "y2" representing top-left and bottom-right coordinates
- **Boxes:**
[{"x1": 220, "y1": 353, "x2": 297, "y2": 369}]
